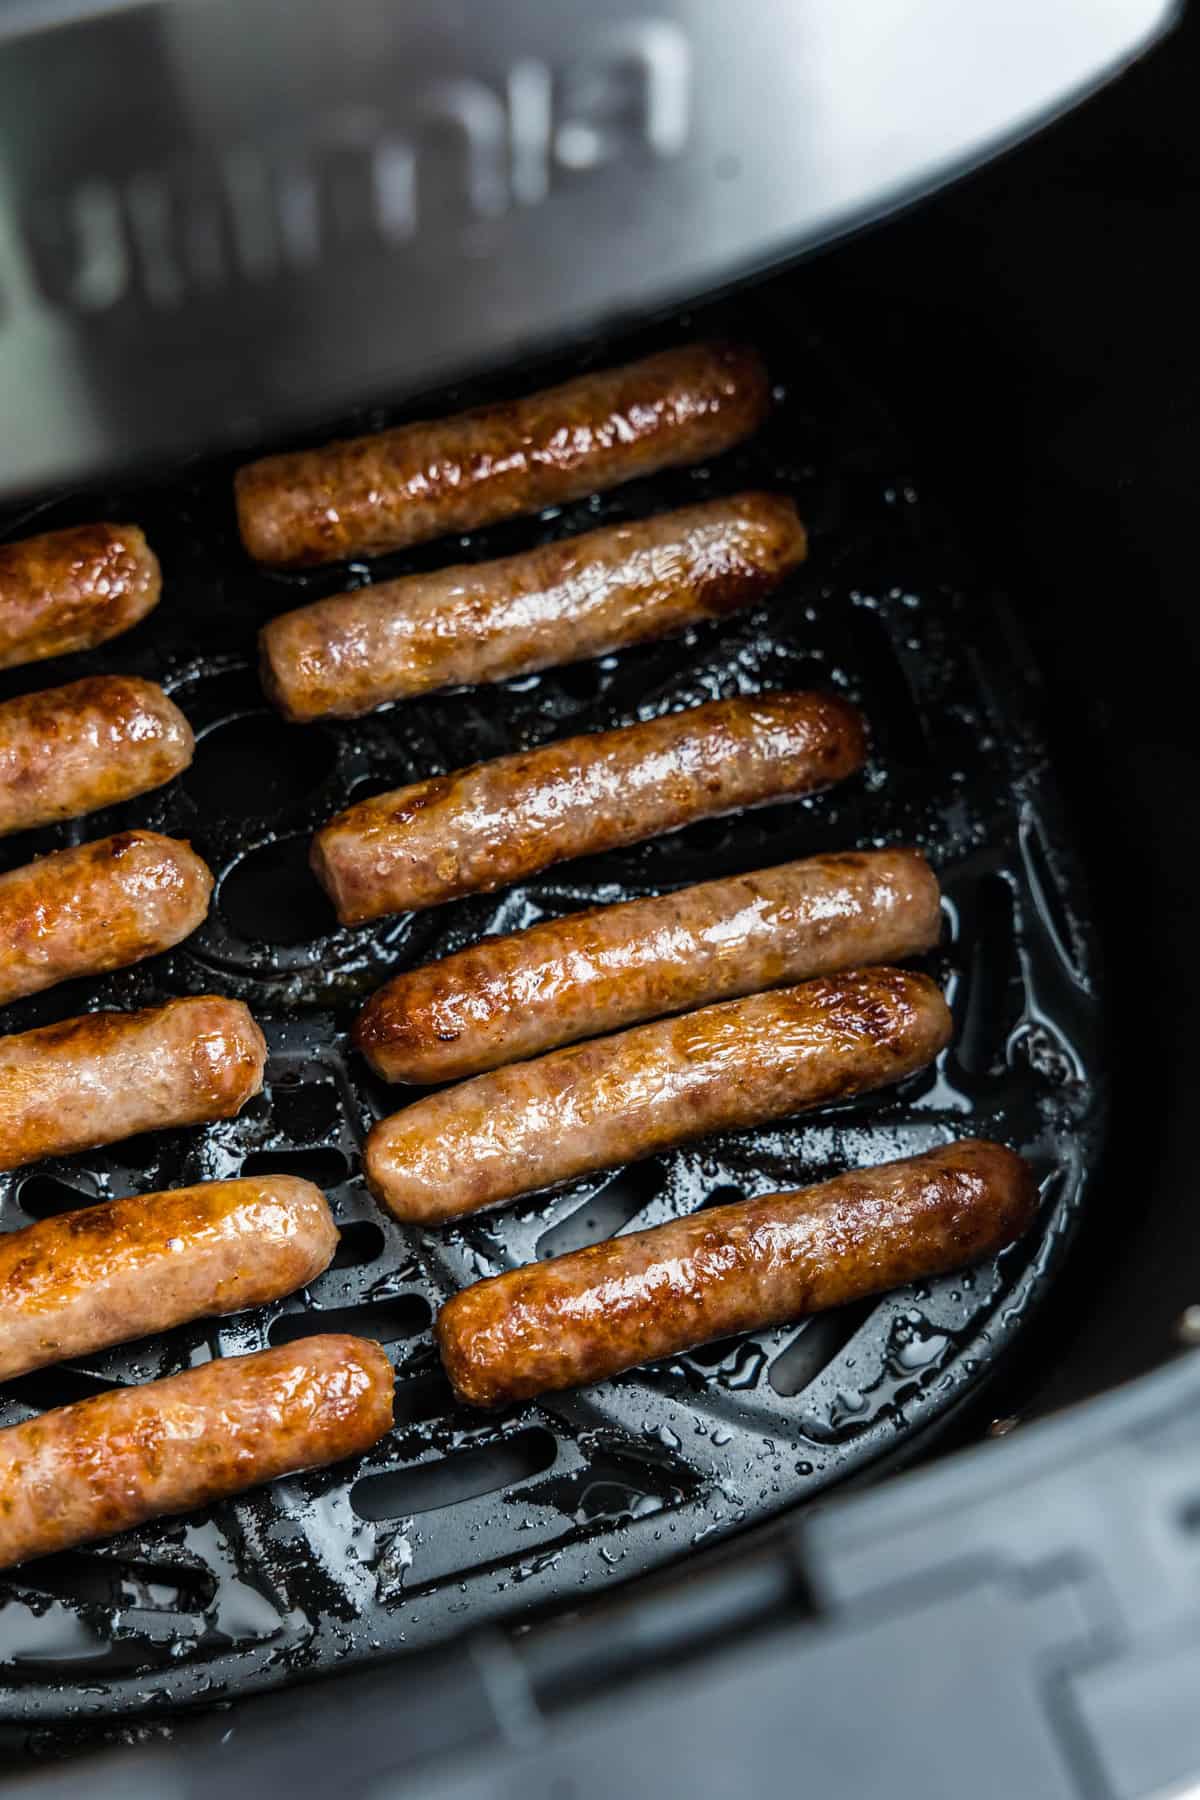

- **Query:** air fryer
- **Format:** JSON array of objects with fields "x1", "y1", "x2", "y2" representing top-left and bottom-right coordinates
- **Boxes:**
[{"x1": 0, "y1": 3, "x2": 1196, "y2": 1795}]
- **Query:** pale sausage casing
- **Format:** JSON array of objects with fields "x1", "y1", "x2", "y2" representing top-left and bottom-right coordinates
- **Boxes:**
[
  {"x1": 0, "y1": 830, "x2": 213, "y2": 1005},
  {"x1": 235, "y1": 342, "x2": 771, "y2": 568},
  {"x1": 313, "y1": 692, "x2": 867, "y2": 925},
  {"x1": 0, "y1": 524, "x2": 162, "y2": 671},
  {"x1": 0, "y1": 1336, "x2": 394, "y2": 1568},
  {"x1": 366, "y1": 967, "x2": 952, "y2": 1223},
  {"x1": 355, "y1": 848, "x2": 942, "y2": 1084},
  {"x1": 0, "y1": 1177, "x2": 338, "y2": 1381},
  {"x1": 0, "y1": 676, "x2": 194, "y2": 838},
  {"x1": 437, "y1": 1141, "x2": 1038, "y2": 1407},
  {"x1": 259, "y1": 493, "x2": 807, "y2": 722},
  {"x1": 0, "y1": 996, "x2": 267, "y2": 1172}
]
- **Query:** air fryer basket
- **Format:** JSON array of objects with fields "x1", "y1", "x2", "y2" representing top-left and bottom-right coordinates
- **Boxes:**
[{"x1": 0, "y1": 291, "x2": 1103, "y2": 1722}]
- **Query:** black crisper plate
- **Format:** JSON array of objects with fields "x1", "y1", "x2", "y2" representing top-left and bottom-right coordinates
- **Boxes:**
[{"x1": 0, "y1": 298, "x2": 1103, "y2": 1724}]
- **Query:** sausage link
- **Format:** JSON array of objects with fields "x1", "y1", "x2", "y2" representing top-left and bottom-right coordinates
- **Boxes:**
[
  {"x1": 437, "y1": 1141, "x2": 1036, "y2": 1407},
  {"x1": 0, "y1": 1178, "x2": 337, "y2": 1381},
  {"x1": 0, "y1": 677, "x2": 193, "y2": 838},
  {"x1": 366, "y1": 967, "x2": 951, "y2": 1224},
  {"x1": 356, "y1": 848, "x2": 941, "y2": 1084},
  {"x1": 0, "y1": 525, "x2": 161, "y2": 671},
  {"x1": 235, "y1": 343, "x2": 771, "y2": 569},
  {"x1": 0, "y1": 830, "x2": 213, "y2": 1005},
  {"x1": 0, "y1": 1336, "x2": 393, "y2": 1567},
  {"x1": 313, "y1": 692, "x2": 867, "y2": 926},
  {"x1": 260, "y1": 493, "x2": 806, "y2": 723},
  {"x1": 0, "y1": 996, "x2": 266, "y2": 1172}
]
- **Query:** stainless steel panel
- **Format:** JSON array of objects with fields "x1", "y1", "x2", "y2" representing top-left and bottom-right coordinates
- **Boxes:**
[{"x1": 0, "y1": 0, "x2": 1177, "y2": 496}]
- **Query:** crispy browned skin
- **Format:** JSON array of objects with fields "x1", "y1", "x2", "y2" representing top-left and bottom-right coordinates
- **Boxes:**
[
  {"x1": 0, "y1": 997, "x2": 266, "y2": 1172},
  {"x1": 366, "y1": 967, "x2": 951, "y2": 1224},
  {"x1": 356, "y1": 849, "x2": 942, "y2": 1084},
  {"x1": 0, "y1": 1178, "x2": 337, "y2": 1381},
  {"x1": 0, "y1": 830, "x2": 212, "y2": 1005},
  {"x1": 0, "y1": 676, "x2": 194, "y2": 837},
  {"x1": 437, "y1": 1141, "x2": 1036, "y2": 1408},
  {"x1": 0, "y1": 525, "x2": 161, "y2": 671},
  {"x1": 0, "y1": 1336, "x2": 393, "y2": 1567},
  {"x1": 312, "y1": 692, "x2": 867, "y2": 926},
  {"x1": 259, "y1": 493, "x2": 806, "y2": 723},
  {"x1": 235, "y1": 343, "x2": 771, "y2": 568}
]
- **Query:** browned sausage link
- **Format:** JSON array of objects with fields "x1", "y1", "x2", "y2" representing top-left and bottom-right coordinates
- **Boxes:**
[
  {"x1": 236, "y1": 343, "x2": 771, "y2": 569},
  {"x1": 0, "y1": 997, "x2": 266, "y2": 1172},
  {"x1": 366, "y1": 967, "x2": 951, "y2": 1224},
  {"x1": 356, "y1": 849, "x2": 942, "y2": 1085},
  {"x1": 436, "y1": 1141, "x2": 1037, "y2": 1408},
  {"x1": 0, "y1": 1336, "x2": 393, "y2": 1568},
  {"x1": 0, "y1": 677, "x2": 194, "y2": 838},
  {"x1": 0, "y1": 1178, "x2": 337, "y2": 1381},
  {"x1": 0, "y1": 524, "x2": 162, "y2": 672},
  {"x1": 313, "y1": 692, "x2": 867, "y2": 926},
  {"x1": 260, "y1": 493, "x2": 807, "y2": 723},
  {"x1": 0, "y1": 830, "x2": 213, "y2": 1006}
]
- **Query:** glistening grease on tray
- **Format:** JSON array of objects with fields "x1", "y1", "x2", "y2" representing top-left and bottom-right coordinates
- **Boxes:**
[{"x1": 0, "y1": 318, "x2": 1099, "y2": 1716}]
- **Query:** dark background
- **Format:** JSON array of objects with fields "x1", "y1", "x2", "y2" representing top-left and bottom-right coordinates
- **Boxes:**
[{"x1": 804, "y1": 4, "x2": 1200, "y2": 1423}]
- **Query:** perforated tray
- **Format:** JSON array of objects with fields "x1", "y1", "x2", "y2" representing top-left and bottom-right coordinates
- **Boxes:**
[{"x1": 0, "y1": 298, "x2": 1104, "y2": 1723}]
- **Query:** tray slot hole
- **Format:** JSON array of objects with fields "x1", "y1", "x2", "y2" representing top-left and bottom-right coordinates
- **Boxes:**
[
  {"x1": 516, "y1": 1441, "x2": 695, "y2": 1524},
  {"x1": 555, "y1": 660, "x2": 609, "y2": 703},
  {"x1": 670, "y1": 814, "x2": 734, "y2": 857},
  {"x1": 393, "y1": 1369, "x2": 458, "y2": 1427},
  {"x1": 699, "y1": 1184, "x2": 747, "y2": 1212},
  {"x1": 267, "y1": 1079, "x2": 342, "y2": 1143},
  {"x1": 352, "y1": 1426, "x2": 557, "y2": 1520},
  {"x1": 333, "y1": 1221, "x2": 387, "y2": 1269},
  {"x1": 12, "y1": 1552, "x2": 218, "y2": 1614},
  {"x1": 14, "y1": 1175, "x2": 97, "y2": 1222},
  {"x1": 240, "y1": 1147, "x2": 351, "y2": 1187},
  {"x1": 685, "y1": 1335, "x2": 744, "y2": 1369},
  {"x1": 537, "y1": 1164, "x2": 665, "y2": 1260},
  {"x1": 956, "y1": 871, "x2": 1022, "y2": 1076},
  {"x1": 218, "y1": 836, "x2": 338, "y2": 946},
  {"x1": 268, "y1": 1295, "x2": 430, "y2": 1347},
  {"x1": 768, "y1": 1301, "x2": 879, "y2": 1397},
  {"x1": 2, "y1": 1366, "x2": 127, "y2": 1408},
  {"x1": 186, "y1": 713, "x2": 335, "y2": 819},
  {"x1": 847, "y1": 605, "x2": 929, "y2": 767}
]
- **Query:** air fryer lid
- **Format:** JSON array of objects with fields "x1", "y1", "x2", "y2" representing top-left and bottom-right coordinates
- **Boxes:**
[
  {"x1": 0, "y1": 0, "x2": 1176, "y2": 499},
  {"x1": 0, "y1": 294, "x2": 1102, "y2": 1720}
]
